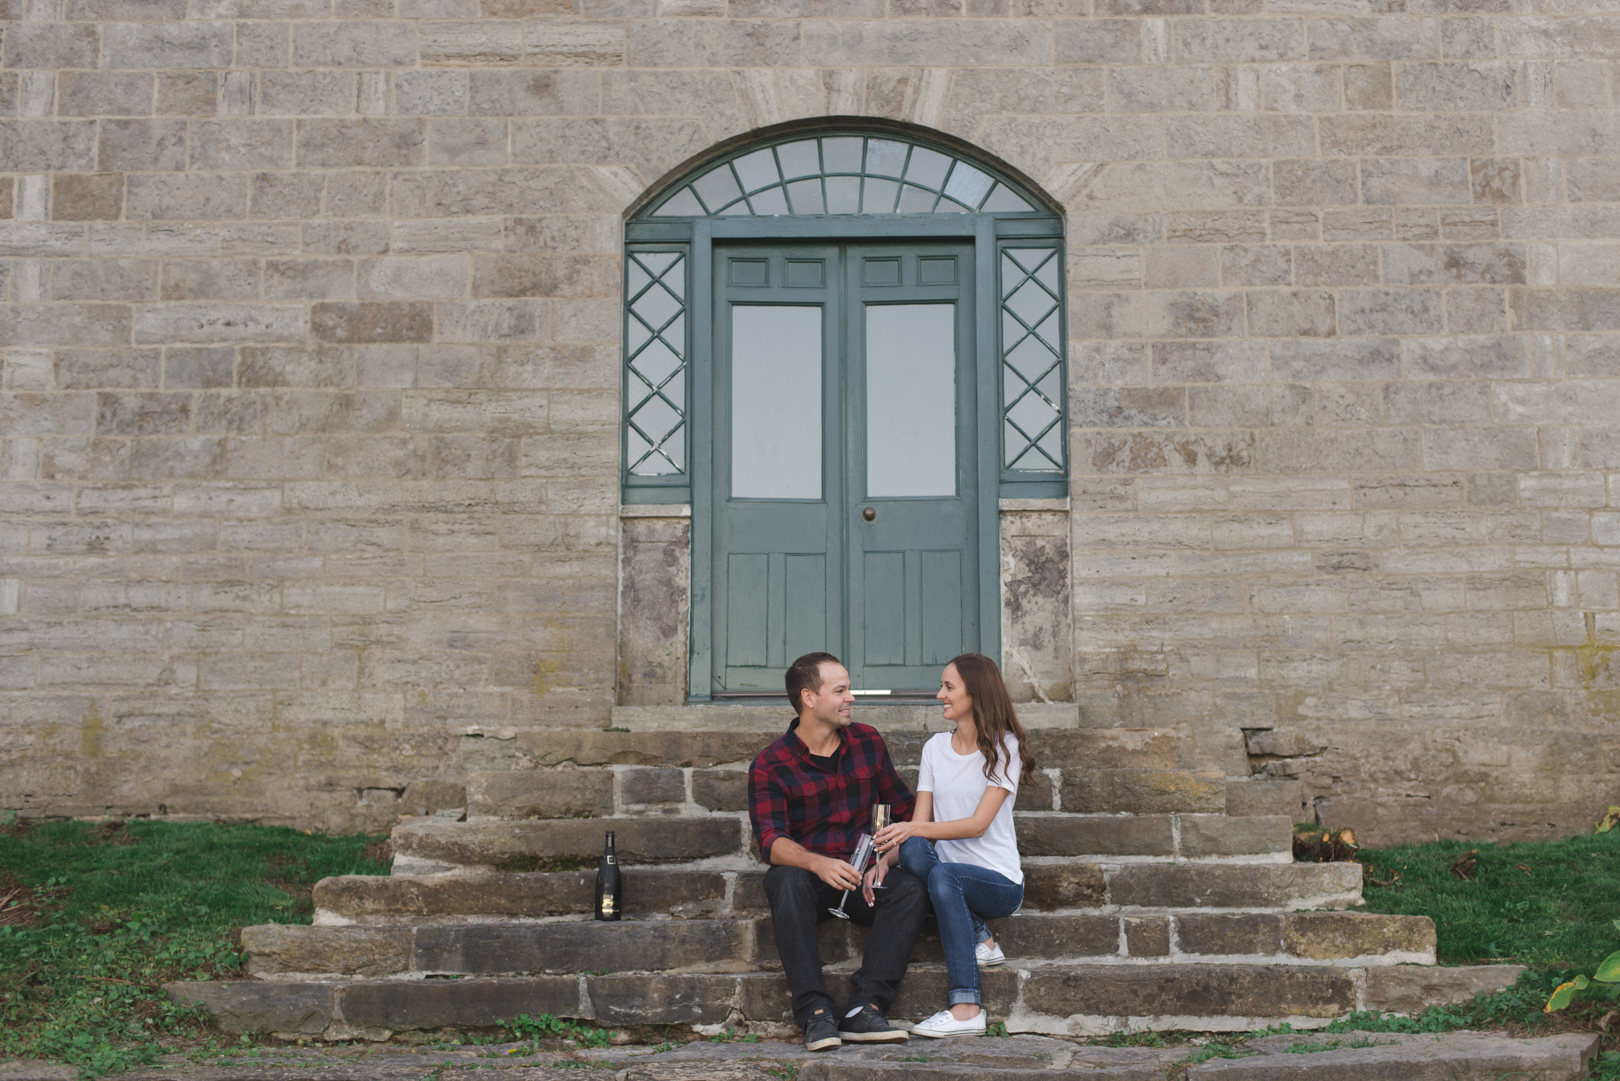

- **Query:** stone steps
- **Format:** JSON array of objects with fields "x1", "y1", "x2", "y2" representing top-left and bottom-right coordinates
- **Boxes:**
[
  {"x1": 388, "y1": 814, "x2": 1294, "y2": 873},
  {"x1": 243, "y1": 911, "x2": 1436, "y2": 978},
  {"x1": 510, "y1": 727, "x2": 1178, "y2": 771},
  {"x1": 313, "y1": 862, "x2": 1365, "y2": 922},
  {"x1": 169, "y1": 962, "x2": 1523, "y2": 1040},
  {"x1": 466, "y1": 765, "x2": 1226, "y2": 818}
]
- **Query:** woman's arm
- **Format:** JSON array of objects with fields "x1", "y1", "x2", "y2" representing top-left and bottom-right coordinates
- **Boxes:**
[{"x1": 875, "y1": 786, "x2": 1009, "y2": 849}]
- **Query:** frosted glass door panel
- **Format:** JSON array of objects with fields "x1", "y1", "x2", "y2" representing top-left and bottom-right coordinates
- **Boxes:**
[
  {"x1": 731, "y1": 305, "x2": 822, "y2": 499},
  {"x1": 866, "y1": 303, "x2": 956, "y2": 497}
]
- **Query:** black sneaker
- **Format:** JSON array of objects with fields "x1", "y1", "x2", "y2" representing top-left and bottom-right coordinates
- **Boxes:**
[
  {"x1": 838, "y1": 1004, "x2": 909, "y2": 1043},
  {"x1": 804, "y1": 1014, "x2": 842, "y2": 1052}
]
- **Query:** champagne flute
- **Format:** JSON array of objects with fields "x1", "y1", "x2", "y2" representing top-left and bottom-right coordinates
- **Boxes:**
[
  {"x1": 869, "y1": 804, "x2": 892, "y2": 889},
  {"x1": 827, "y1": 833, "x2": 874, "y2": 920}
]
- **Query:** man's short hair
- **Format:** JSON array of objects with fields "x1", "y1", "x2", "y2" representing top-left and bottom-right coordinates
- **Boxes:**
[{"x1": 785, "y1": 652, "x2": 841, "y2": 715}]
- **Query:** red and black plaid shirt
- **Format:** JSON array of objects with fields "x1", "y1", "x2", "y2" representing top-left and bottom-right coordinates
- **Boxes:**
[{"x1": 748, "y1": 719, "x2": 916, "y2": 862}]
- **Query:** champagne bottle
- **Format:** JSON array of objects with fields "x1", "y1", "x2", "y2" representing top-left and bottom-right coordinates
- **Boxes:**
[{"x1": 594, "y1": 830, "x2": 622, "y2": 921}]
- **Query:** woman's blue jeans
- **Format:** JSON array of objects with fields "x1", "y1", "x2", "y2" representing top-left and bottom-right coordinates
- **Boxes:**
[{"x1": 898, "y1": 836, "x2": 1024, "y2": 1007}]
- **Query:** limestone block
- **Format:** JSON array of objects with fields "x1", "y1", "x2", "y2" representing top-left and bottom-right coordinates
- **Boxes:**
[
  {"x1": 1176, "y1": 913, "x2": 1284, "y2": 957},
  {"x1": 1124, "y1": 915, "x2": 1170, "y2": 957},
  {"x1": 1167, "y1": 115, "x2": 1315, "y2": 160},
  {"x1": 468, "y1": 768, "x2": 613, "y2": 817},
  {"x1": 1026, "y1": 963, "x2": 1354, "y2": 1019},
  {"x1": 525, "y1": 20, "x2": 627, "y2": 66},
  {"x1": 620, "y1": 767, "x2": 684, "y2": 806},
  {"x1": 102, "y1": 21, "x2": 234, "y2": 69},
  {"x1": 0, "y1": 122, "x2": 97, "y2": 173},
  {"x1": 2, "y1": 24, "x2": 102, "y2": 69},
  {"x1": 1309, "y1": 17, "x2": 1440, "y2": 62},
  {"x1": 56, "y1": 73, "x2": 152, "y2": 118},
  {"x1": 190, "y1": 121, "x2": 295, "y2": 171},
  {"x1": 338, "y1": 976, "x2": 581, "y2": 1031},
  {"x1": 413, "y1": 920, "x2": 751, "y2": 976},
  {"x1": 290, "y1": 20, "x2": 418, "y2": 68},
  {"x1": 394, "y1": 70, "x2": 468, "y2": 115},
  {"x1": 241, "y1": 924, "x2": 411, "y2": 977},
  {"x1": 296, "y1": 119, "x2": 425, "y2": 169},
  {"x1": 1294, "y1": 244, "x2": 1379, "y2": 286},
  {"x1": 51, "y1": 175, "x2": 124, "y2": 222},
  {"x1": 419, "y1": 19, "x2": 523, "y2": 65},
  {"x1": 1283, "y1": 912, "x2": 1436, "y2": 961},
  {"x1": 1363, "y1": 964, "x2": 1525, "y2": 1014},
  {"x1": 166, "y1": 981, "x2": 334, "y2": 1036},
  {"x1": 692, "y1": 771, "x2": 746, "y2": 812}
]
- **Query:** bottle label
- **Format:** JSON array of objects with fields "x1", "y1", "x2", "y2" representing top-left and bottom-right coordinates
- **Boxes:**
[
  {"x1": 606, "y1": 855, "x2": 615, "y2": 864},
  {"x1": 600, "y1": 895, "x2": 615, "y2": 915}
]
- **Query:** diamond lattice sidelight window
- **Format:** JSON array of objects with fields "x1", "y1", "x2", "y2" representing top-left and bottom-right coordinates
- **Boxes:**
[
  {"x1": 625, "y1": 251, "x2": 687, "y2": 477},
  {"x1": 1001, "y1": 247, "x2": 1064, "y2": 473}
]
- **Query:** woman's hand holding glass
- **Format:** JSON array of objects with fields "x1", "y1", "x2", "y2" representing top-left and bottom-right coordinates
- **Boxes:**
[{"x1": 873, "y1": 819, "x2": 923, "y2": 853}]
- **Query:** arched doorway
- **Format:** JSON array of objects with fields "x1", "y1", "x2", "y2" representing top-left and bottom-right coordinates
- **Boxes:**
[{"x1": 620, "y1": 120, "x2": 1067, "y2": 701}]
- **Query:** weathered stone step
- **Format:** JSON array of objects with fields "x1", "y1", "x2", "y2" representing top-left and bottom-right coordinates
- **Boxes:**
[
  {"x1": 390, "y1": 814, "x2": 1295, "y2": 872},
  {"x1": 466, "y1": 765, "x2": 1223, "y2": 818},
  {"x1": 510, "y1": 727, "x2": 1176, "y2": 772},
  {"x1": 170, "y1": 962, "x2": 1522, "y2": 1038},
  {"x1": 314, "y1": 861, "x2": 1363, "y2": 921},
  {"x1": 1188, "y1": 1032, "x2": 1597, "y2": 1081},
  {"x1": 243, "y1": 911, "x2": 1434, "y2": 977},
  {"x1": 796, "y1": 1033, "x2": 1598, "y2": 1081}
]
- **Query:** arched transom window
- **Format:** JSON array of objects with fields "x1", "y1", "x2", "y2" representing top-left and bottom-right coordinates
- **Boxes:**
[{"x1": 649, "y1": 134, "x2": 1038, "y2": 219}]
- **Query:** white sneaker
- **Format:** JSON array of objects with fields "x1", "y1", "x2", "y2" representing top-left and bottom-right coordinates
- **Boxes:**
[
  {"x1": 976, "y1": 940, "x2": 1005, "y2": 968},
  {"x1": 911, "y1": 1009, "x2": 987, "y2": 1039}
]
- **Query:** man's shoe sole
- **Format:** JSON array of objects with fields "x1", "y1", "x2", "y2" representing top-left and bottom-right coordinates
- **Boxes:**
[
  {"x1": 839, "y1": 1029, "x2": 909, "y2": 1043},
  {"x1": 805, "y1": 1035, "x2": 843, "y2": 1052}
]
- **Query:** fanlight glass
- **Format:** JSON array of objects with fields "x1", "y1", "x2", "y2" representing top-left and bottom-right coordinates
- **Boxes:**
[{"x1": 650, "y1": 135, "x2": 1035, "y2": 218}]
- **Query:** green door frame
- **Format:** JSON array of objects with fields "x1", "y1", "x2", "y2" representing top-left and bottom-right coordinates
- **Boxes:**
[{"x1": 622, "y1": 127, "x2": 1065, "y2": 703}]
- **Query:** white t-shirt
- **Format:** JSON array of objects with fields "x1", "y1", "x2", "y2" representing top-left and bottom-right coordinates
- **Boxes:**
[{"x1": 916, "y1": 731, "x2": 1024, "y2": 886}]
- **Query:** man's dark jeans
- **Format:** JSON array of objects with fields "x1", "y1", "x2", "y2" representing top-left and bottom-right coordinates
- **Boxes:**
[{"x1": 762, "y1": 863, "x2": 926, "y2": 1029}]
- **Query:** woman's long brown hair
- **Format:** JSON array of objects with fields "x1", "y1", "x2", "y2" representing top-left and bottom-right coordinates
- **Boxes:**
[{"x1": 947, "y1": 653, "x2": 1037, "y2": 784}]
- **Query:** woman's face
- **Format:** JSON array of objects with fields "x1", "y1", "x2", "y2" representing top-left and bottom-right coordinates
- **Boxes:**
[{"x1": 938, "y1": 663, "x2": 973, "y2": 724}]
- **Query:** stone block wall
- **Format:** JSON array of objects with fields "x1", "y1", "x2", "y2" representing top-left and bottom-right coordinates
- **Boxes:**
[{"x1": 0, "y1": 0, "x2": 1617, "y2": 840}]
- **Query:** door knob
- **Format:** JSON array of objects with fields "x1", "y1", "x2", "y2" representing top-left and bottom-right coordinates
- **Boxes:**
[{"x1": 862, "y1": 507, "x2": 876, "y2": 521}]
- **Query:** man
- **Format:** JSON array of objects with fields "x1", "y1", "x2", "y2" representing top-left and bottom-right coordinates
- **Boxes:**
[{"x1": 748, "y1": 651, "x2": 926, "y2": 1052}]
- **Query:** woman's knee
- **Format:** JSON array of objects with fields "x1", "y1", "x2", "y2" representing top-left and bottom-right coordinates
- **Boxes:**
[
  {"x1": 926, "y1": 862, "x2": 968, "y2": 901},
  {"x1": 897, "y1": 836, "x2": 934, "y2": 878}
]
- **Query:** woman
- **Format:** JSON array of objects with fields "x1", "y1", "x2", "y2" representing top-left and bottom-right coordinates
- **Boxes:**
[{"x1": 870, "y1": 653, "x2": 1035, "y2": 1038}]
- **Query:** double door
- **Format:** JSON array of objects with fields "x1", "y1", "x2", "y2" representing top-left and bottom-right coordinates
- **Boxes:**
[{"x1": 711, "y1": 242, "x2": 980, "y2": 694}]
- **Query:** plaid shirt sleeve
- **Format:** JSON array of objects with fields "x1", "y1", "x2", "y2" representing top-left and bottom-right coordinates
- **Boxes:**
[{"x1": 748, "y1": 745, "x2": 794, "y2": 861}]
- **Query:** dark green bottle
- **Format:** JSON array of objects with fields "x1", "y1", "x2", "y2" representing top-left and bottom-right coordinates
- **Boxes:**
[{"x1": 594, "y1": 831, "x2": 621, "y2": 921}]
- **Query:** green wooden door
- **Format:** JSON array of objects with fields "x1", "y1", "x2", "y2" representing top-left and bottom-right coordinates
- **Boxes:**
[
  {"x1": 846, "y1": 245, "x2": 978, "y2": 691},
  {"x1": 711, "y1": 242, "x2": 977, "y2": 694}
]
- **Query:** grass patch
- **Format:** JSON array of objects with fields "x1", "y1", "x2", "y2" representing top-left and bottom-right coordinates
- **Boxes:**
[
  {"x1": 1357, "y1": 831, "x2": 1620, "y2": 970},
  {"x1": 0, "y1": 816, "x2": 389, "y2": 1077}
]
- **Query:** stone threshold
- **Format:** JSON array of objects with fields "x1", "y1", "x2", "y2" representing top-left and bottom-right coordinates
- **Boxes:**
[{"x1": 610, "y1": 702, "x2": 1084, "y2": 731}]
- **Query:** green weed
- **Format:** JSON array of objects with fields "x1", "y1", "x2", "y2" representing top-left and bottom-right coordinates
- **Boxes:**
[
  {"x1": 497, "y1": 1013, "x2": 612, "y2": 1049},
  {"x1": 0, "y1": 819, "x2": 388, "y2": 1078}
]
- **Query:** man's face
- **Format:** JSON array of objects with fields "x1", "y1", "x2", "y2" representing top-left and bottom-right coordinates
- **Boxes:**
[{"x1": 802, "y1": 662, "x2": 854, "y2": 728}]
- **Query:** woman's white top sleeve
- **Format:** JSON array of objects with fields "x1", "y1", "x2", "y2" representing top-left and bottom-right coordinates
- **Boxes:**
[{"x1": 915, "y1": 731, "x2": 1024, "y2": 886}]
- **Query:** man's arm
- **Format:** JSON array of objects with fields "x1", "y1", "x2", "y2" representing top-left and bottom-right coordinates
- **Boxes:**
[{"x1": 769, "y1": 835, "x2": 863, "y2": 890}]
